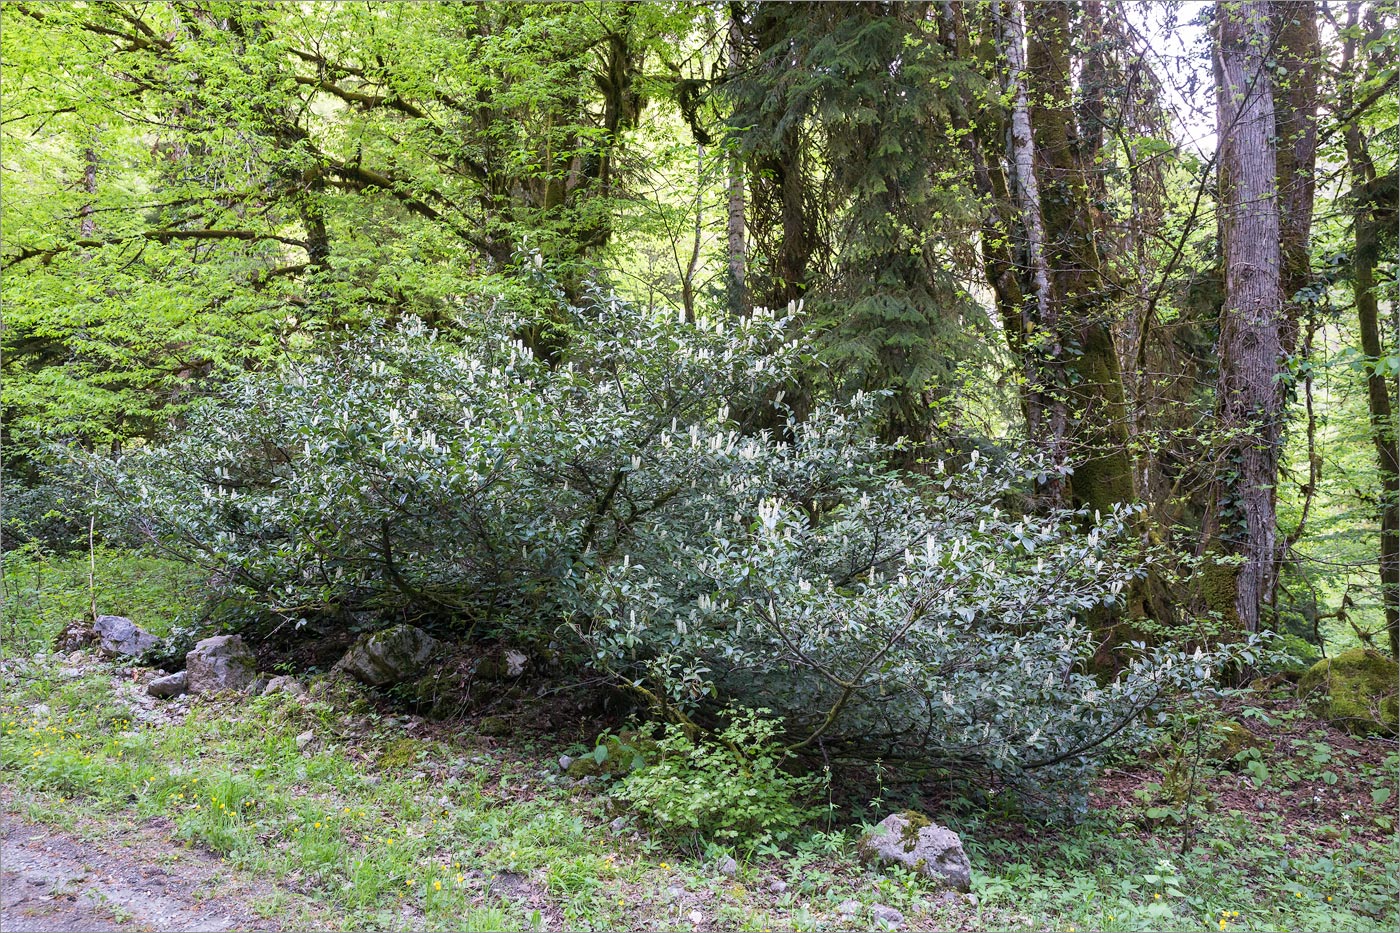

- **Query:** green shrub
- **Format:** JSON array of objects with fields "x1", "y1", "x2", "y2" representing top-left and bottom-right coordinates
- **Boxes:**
[
  {"x1": 566, "y1": 731, "x2": 658, "y2": 779},
  {"x1": 89, "y1": 289, "x2": 1257, "y2": 815},
  {"x1": 614, "y1": 709, "x2": 825, "y2": 846}
]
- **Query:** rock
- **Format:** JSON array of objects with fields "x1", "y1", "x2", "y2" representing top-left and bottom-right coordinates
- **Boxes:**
[
  {"x1": 837, "y1": 899, "x2": 861, "y2": 917},
  {"x1": 716, "y1": 855, "x2": 738, "y2": 877},
  {"x1": 94, "y1": 616, "x2": 159, "y2": 659},
  {"x1": 1298, "y1": 649, "x2": 1399, "y2": 735},
  {"x1": 477, "y1": 715, "x2": 512, "y2": 737},
  {"x1": 405, "y1": 662, "x2": 477, "y2": 721},
  {"x1": 687, "y1": 910, "x2": 705, "y2": 925},
  {"x1": 335, "y1": 625, "x2": 439, "y2": 686},
  {"x1": 558, "y1": 754, "x2": 574, "y2": 772},
  {"x1": 146, "y1": 671, "x2": 188, "y2": 698},
  {"x1": 263, "y1": 675, "x2": 307, "y2": 697},
  {"x1": 871, "y1": 904, "x2": 904, "y2": 927},
  {"x1": 296, "y1": 730, "x2": 315, "y2": 750},
  {"x1": 1210, "y1": 719, "x2": 1268, "y2": 761},
  {"x1": 858, "y1": 811, "x2": 972, "y2": 892},
  {"x1": 767, "y1": 879, "x2": 787, "y2": 894},
  {"x1": 53, "y1": 620, "x2": 95, "y2": 653},
  {"x1": 245, "y1": 677, "x2": 270, "y2": 696},
  {"x1": 609, "y1": 817, "x2": 628, "y2": 834},
  {"x1": 184, "y1": 634, "x2": 257, "y2": 694}
]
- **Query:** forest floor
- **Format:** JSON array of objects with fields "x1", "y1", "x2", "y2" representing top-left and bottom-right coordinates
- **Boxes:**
[{"x1": 1, "y1": 551, "x2": 1397, "y2": 932}]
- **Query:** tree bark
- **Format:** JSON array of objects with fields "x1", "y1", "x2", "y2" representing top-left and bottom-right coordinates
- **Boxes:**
[
  {"x1": 1353, "y1": 181, "x2": 1398, "y2": 657},
  {"x1": 987, "y1": 1, "x2": 1135, "y2": 515},
  {"x1": 79, "y1": 147, "x2": 98, "y2": 238},
  {"x1": 1340, "y1": 3, "x2": 1399, "y2": 656},
  {"x1": 1209, "y1": 0, "x2": 1285, "y2": 633},
  {"x1": 725, "y1": 12, "x2": 747, "y2": 317},
  {"x1": 1272, "y1": 1, "x2": 1319, "y2": 358},
  {"x1": 1026, "y1": 1, "x2": 1134, "y2": 516},
  {"x1": 996, "y1": 0, "x2": 1066, "y2": 502}
]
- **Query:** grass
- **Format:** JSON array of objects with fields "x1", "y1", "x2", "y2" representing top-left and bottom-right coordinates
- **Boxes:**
[
  {"x1": 1, "y1": 548, "x2": 1396, "y2": 931},
  {"x1": 1, "y1": 545, "x2": 205, "y2": 658}
]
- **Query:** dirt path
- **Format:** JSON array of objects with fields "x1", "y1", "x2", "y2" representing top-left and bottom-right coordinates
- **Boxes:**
[{"x1": 2, "y1": 814, "x2": 275, "y2": 932}]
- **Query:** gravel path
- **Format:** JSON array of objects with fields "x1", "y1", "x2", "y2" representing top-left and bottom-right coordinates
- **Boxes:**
[{"x1": 2, "y1": 815, "x2": 269, "y2": 932}]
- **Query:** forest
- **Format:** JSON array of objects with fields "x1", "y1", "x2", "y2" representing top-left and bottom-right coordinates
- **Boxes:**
[{"x1": 0, "y1": 2, "x2": 1396, "y2": 931}]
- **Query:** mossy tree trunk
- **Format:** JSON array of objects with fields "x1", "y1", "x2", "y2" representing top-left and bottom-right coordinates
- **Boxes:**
[
  {"x1": 1272, "y1": 1, "x2": 1320, "y2": 358},
  {"x1": 1339, "y1": 4, "x2": 1399, "y2": 657},
  {"x1": 1207, "y1": 0, "x2": 1286, "y2": 633},
  {"x1": 989, "y1": 0, "x2": 1135, "y2": 515}
]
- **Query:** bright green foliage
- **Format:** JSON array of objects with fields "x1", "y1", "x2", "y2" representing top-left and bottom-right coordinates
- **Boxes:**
[
  {"x1": 567, "y1": 732, "x2": 658, "y2": 780},
  {"x1": 614, "y1": 709, "x2": 825, "y2": 847},
  {"x1": 0, "y1": 546, "x2": 203, "y2": 659},
  {"x1": 1, "y1": 1, "x2": 699, "y2": 462}
]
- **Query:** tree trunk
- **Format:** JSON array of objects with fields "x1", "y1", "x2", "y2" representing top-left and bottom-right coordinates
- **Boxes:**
[
  {"x1": 1354, "y1": 182, "x2": 1400, "y2": 658},
  {"x1": 996, "y1": 0, "x2": 1066, "y2": 503},
  {"x1": 1209, "y1": 0, "x2": 1285, "y2": 633},
  {"x1": 80, "y1": 147, "x2": 98, "y2": 238},
  {"x1": 1026, "y1": 0, "x2": 1133, "y2": 516},
  {"x1": 1272, "y1": 1, "x2": 1319, "y2": 358},
  {"x1": 989, "y1": 1, "x2": 1135, "y2": 515},
  {"x1": 1340, "y1": 4, "x2": 1399, "y2": 656},
  {"x1": 725, "y1": 13, "x2": 747, "y2": 317}
]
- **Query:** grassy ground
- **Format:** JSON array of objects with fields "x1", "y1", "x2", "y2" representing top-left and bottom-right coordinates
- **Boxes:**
[{"x1": 2, "y1": 549, "x2": 1397, "y2": 932}]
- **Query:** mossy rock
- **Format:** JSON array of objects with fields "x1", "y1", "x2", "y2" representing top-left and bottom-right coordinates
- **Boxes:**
[
  {"x1": 1211, "y1": 720, "x2": 1268, "y2": 761},
  {"x1": 1297, "y1": 649, "x2": 1399, "y2": 736},
  {"x1": 566, "y1": 732, "x2": 659, "y2": 779},
  {"x1": 402, "y1": 670, "x2": 473, "y2": 721},
  {"x1": 378, "y1": 737, "x2": 427, "y2": 769},
  {"x1": 307, "y1": 671, "x2": 373, "y2": 715},
  {"x1": 894, "y1": 809, "x2": 932, "y2": 849},
  {"x1": 476, "y1": 715, "x2": 513, "y2": 737},
  {"x1": 335, "y1": 624, "x2": 438, "y2": 687},
  {"x1": 855, "y1": 811, "x2": 972, "y2": 891}
]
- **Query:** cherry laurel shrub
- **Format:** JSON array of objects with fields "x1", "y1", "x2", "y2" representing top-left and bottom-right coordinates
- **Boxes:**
[{"x1": 90, "y1": 289, "x2": 1257, "y2": 814}]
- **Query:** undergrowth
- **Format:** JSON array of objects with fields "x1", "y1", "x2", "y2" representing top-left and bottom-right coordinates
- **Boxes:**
[{"x1": 0, "y1": 550, "x2": 1395, "y2": 931}]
